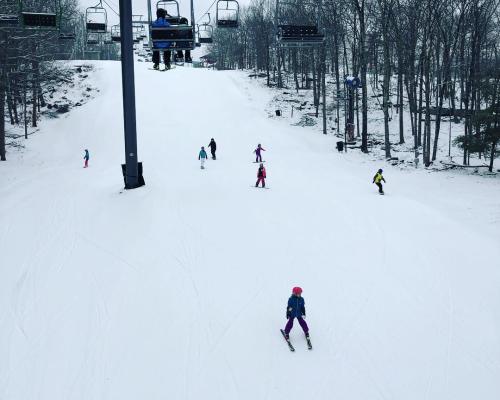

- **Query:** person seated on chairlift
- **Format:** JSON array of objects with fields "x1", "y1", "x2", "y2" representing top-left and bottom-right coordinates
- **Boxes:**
[
  {"x1": 152, "y1": 8, "x2": 172, "y2": 70},
  {"x1": 173, "y1": 17, "x2": 192, "y2": 63}
]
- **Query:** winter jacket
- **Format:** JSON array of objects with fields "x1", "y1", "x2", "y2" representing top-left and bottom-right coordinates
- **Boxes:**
[
  {"x1": 257, "y1": 166, "x2": 266, "y2": 178},
  {"x1": 208, "y1": 140, "x2": 216, "y2": 151},
  {"x1": 255, "y1": 146, "x2": 265, "y2": 155},
  {"x1": 199, "y1": 149, "x2": 208, "y2": 160},
  {"x1": 152, "y1": 17, "x2": 171, "y2": 49},
  {"x1": 286, "y1": 295, "x2": 306, "y2": 319},
  {"x1": 373, "y1": 172, "x2": 385, "y2": 184},
  {"x1": 84, "y1": 150, "x2": 89, "y2": 160}
]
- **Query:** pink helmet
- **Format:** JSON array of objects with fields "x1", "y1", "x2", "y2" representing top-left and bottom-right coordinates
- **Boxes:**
[{"x1": 292, "y1": 286, "x2": 303, "y2": 295}]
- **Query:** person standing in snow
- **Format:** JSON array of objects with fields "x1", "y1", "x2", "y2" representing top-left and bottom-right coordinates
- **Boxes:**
[
  {"x1": 199, "y1": 146, "x2": 208, "y2": 169},
  {"x1": 372, "y1": 168, "x2": 386, "y2": 194},
  {"x1": 208, "y1": 138, "x2": 217, "y2": 160},
  {"x1": 83, "y1": 149, "x2": 89, "y2": 168},
  {"x1": 283, "y1": 287, "x2": 309, "y2": 340},
  {"x1": 255, "y1": 163, "x2": 266, "y2": 187},
  {"x1": 254, "y1": 143, "x2": 266, "y2": 163}
]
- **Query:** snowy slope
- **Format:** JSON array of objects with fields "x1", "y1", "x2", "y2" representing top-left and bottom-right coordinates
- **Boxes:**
[{"x1": 1, "y1": 61, "x2": 500, "y2": 400}]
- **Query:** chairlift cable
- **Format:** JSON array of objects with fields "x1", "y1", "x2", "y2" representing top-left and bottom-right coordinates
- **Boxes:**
[
  {"x1": 197, "y1": 0, "x2": 218, "y2": 24},
  {"x1": 102, "y1": 0, "x2": 120, "y2": 18}
]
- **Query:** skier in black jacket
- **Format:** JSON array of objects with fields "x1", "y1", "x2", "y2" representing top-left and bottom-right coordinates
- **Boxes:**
[{"x1": 208, "y1": 138, "x2": 217, "y2": 160}]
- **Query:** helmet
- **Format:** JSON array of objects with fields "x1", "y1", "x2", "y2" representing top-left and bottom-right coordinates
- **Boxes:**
[
  {"x1": 378, "y1": 169, "x2": 383, "y2": 173},
  {"x1": 292, "y1": 286, "x2": 303, "y2": 295}
]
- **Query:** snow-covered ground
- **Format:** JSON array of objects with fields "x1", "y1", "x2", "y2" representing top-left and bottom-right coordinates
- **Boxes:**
[{"x1": 1, "y1": 61, "x2": 500, "y2": 400}]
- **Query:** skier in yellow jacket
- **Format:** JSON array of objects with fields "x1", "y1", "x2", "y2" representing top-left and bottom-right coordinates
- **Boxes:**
[{"x1": 373, "y1": 169, "x2": 386, "y2": 194}]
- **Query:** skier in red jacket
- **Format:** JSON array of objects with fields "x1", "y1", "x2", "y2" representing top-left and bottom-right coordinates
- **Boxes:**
[{"x1": 255, "y1": 163, "x2": 266, "y2": 187}]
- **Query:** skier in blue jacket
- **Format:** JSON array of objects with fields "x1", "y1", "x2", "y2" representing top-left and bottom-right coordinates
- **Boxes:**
[
  {"x1": 152, "y1": 8, "x2": 171, "y2": 70},
  {"x1": 283, "y1": 286, "x2": 309, "y2": 339},
  {"x1": 199, "y1": 146, "x2": 208, "y2": 169}
]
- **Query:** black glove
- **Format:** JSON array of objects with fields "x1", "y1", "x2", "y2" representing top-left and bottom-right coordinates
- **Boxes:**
[{"x1": 286, "y1": 312, "x2": 290, "y2": 319}]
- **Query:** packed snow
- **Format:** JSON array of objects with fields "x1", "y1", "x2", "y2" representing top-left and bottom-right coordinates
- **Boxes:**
[{"x1": 1, "y1": 61, "x2": 499, "y2": 400}]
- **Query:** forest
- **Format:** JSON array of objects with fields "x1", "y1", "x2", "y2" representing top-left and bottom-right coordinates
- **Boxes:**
[
  {"x1": 0, "y1": 0, "x2": 119, "y2": 161},
  {"x1": 211, "y1": 0, "x2": 500, "y2": 171}
]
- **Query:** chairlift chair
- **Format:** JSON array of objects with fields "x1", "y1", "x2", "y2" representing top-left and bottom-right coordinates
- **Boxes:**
[
  {"x1": 86, "y1": 32, "x2": 100, "y2": 45},
  {"x1": 21, "y1": 0, "x2": 58, "y2": 29},
  {"x1": 59, "y1": 30, "x2": 76, "y2": 40},
  {"x1": 275, "y1": 0, "x2": 324, "y2": 48},
  {"x1": 216, "y1": 0, "x2": 239, "y2": 28},
  {"x1": 86, "y1": 2, "x2": 107, "y2": 33},
  {"x1": 132, "y1": 14, "x2": 144, "y2": 24},
  {"x1": 111, "y1": 24, "x2": 121, "y2": 42},
  {"x1": 0, "y1": 14, "x2": 19, "y2": 27},
  {"x1": 1, "y1": 0, "x2": 58, "y2": 29},
  {"x1": 150, "y1": 0, "x2": 196, "y2": 51},
  {"x1": 198, "y1": 23, "x2": 213, "y2": 44},
  {"x1": 104, "y1": 32, "x2": 113, "y2": 44},
  {"x1": 22, "y1": 12, "x2": 57, "y2": 28}
]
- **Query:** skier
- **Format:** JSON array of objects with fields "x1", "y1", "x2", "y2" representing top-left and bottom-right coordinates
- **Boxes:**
[
  {"x1": 283, "y1": 287, "x2": 309, "y2": 340},
  {"x1": 83, "y1": 149, "x2": 89, "y2": 168},
  {"x1": 255, "y1": 163, "x2": 266, "y2": 187},
  {"x1": 372, "y1": 168, "x2": 386, "y2": 195},
  {"x1": 208, "y1": 138, "x2": 217, "y2": 160},
  {"x1": 152, "y1": 8, "x2": 172, "y2": 70},
  {"x1": 199, "y1": 146, "x2": 208, "y2": 169},
  {"x1": 254, "y1": 143, "x2": 266, "y2": 163}
]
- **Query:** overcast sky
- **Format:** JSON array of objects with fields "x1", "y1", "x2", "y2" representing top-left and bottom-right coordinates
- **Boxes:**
[{"x1": 79, "y1": 0, "x2": 252, "y2": 27}]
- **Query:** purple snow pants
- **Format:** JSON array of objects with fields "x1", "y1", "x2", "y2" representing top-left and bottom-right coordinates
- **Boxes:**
[{"x1": 284, "y1": 317, "x2": 309, "y2": 335}]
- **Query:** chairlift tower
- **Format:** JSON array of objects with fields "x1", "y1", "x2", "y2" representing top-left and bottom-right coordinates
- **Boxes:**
[{"x1": 119, "y1": 0, "x2": 143, "y2": 188}]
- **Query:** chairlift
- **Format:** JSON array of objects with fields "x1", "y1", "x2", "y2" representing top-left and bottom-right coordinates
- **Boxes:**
[
  {"x1": 275, "y1": 0, "x2": 324, "y2": 48},
  {"x1": 86, "y1": 32, "x2": 100, "y2": 45},
  {"x1": 86, "y1": 1, "x2": 107, "y2": 33},
  {"x1": 22, "y1": 12, "x2": 57, "y2": 28},
  {"x1": 0, "y1": 14, "x2": 19, "y2": 27},
  {"x1": 1, "y1": 0, "x2": 59, "y2": 29},
  {"x1": 132, "y1": 14, "x2": 145, "y2": 24},
  {"x1": 59, "y1": 30, "x2": 76, "y2": 40},
  {"x1": 216, "y1": 0, "x2": 239, "y2": 28},
  {"x1": 104, "y1": 32, "x2": 113, "y2": 44},
  {"x1": 198, "y1": 23, "x2": 213, "y2": 44},
  {"x1": 111, "y1": 24, "x2": 121, "y2": 41},
  {"x1": 150, "y1": 0, "x2": 196, "y2": 51}
]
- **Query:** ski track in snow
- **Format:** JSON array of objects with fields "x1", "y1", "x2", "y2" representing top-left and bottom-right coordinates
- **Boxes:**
[{"x1": 0, "y1": 61, "x2": 500, "y2": 400}]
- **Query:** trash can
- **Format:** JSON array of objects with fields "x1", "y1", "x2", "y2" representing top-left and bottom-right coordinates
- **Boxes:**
[{"x1": 336, "y1": 141, "x2": 344, "y2": 152}]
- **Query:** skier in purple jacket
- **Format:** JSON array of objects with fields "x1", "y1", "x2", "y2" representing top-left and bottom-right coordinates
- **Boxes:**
[{"x1": 254, "y1": 144, "x2": 266, "y2": 162}]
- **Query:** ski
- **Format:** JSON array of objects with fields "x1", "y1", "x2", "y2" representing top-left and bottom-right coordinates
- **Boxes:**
[
  {"x1": 251, "y1": 186, "x2": 269, "y2": 189},
  {"x1": 280, "y1": 329, "x2": 295, "y2": 352}
]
